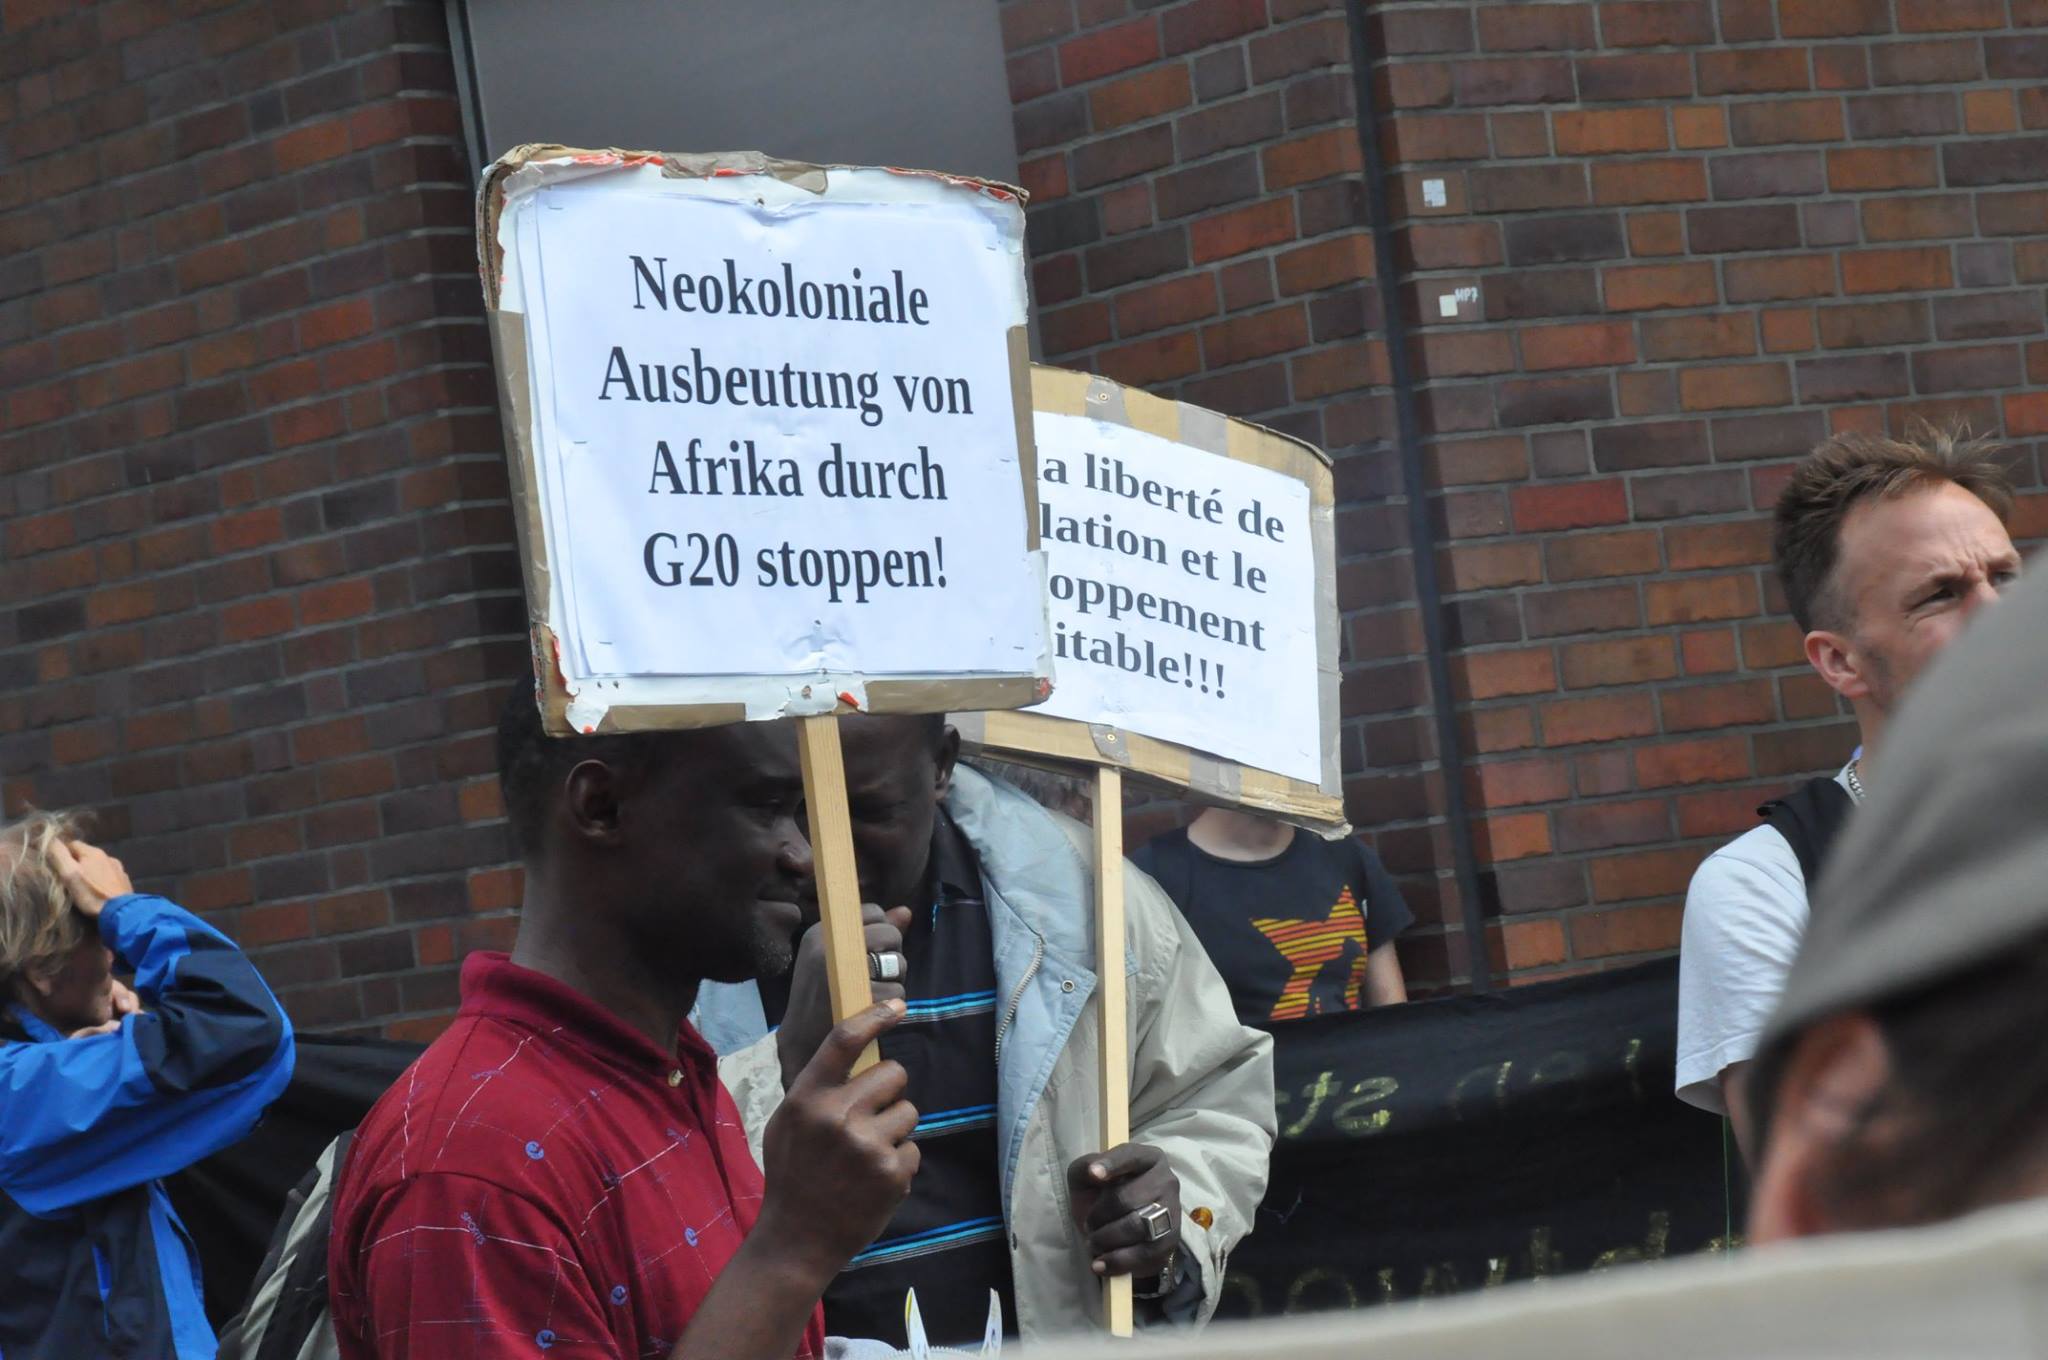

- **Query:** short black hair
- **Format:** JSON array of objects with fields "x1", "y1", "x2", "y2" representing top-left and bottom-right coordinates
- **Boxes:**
[
  {"x1": 495, "y1": 681, "x2": 678, "y2": 857},
  {"x1": 497, "y1": 690, "x2": 946, "y2": 852}
]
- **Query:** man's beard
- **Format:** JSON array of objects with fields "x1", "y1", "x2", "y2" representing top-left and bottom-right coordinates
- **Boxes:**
[
  {"x1": 743, "y1": 914, "x2": 809, "y2": 982},
  {"x1": 746, "y1": 920, "x2": 799, "y2": 980}
]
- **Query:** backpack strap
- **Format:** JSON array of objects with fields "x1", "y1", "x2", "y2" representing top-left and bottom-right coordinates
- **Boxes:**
[
  {"x1": 1758, "y1": 777, "x2": 1856, "y2": 886},
  {"x1": 217, "y1": 1131, "x2": 352, "y2": 1360}
]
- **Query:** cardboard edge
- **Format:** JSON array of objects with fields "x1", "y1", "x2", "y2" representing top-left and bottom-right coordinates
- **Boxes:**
[
  {"x1": 579, "y1": 676, "x2": 1043, "y2": 735},
  {"x1": 478, "y1": 144, "x2": 1031, "y2": 310},
  {"x1": 987, "y1": 366, "x2": 1350, "y2": 834},
  {"x1": 1011, "y1": 327, "x2": 1041, "y2": 551},
  {"x1": 960, "y1": 710, "x2": 1347, "y2": 833},
  {"x1": 480, "y1": 148, "x2": 1045, "y2": 735}
]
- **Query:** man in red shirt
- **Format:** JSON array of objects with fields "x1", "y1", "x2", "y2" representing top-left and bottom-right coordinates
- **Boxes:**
[{"x1": 328, "y1": 690, "x2": 920, "y2": 1360}]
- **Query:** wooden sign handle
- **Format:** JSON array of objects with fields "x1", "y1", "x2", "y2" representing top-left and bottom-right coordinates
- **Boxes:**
[
  {"x1": 798, "y1": 715, "x2": 878, "y2": 1075},
  {"x1": 1093, "y1": 764, "x2": 1134, "y2": 1337}
]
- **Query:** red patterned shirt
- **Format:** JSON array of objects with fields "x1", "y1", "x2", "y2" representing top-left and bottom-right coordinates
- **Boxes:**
[{"x1": 328, "y1": 953, "x2": 823, "y2": 1360}]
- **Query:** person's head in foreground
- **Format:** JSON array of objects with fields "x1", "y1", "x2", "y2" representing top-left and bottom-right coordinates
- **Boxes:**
[
  {"x1": 0, "y1": 810, "x2": 126, "y2": 1035},
  {"x1": 1745, "y1": 559, "x2": 2048, "y2": 1243},
  {"x1": 1774, "y1": 424, "x2": 2020, "y2": 761}
]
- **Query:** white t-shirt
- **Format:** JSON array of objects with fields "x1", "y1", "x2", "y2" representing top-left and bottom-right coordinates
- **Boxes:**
[{"x1": 1675, "y1": 766, "x2": 1853, "y2": 1114}]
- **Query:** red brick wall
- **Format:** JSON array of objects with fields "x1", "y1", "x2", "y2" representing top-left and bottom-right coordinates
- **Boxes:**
[
  {"x1": 8, "y1": 1, "x2": 2047, "y2": 1029},
  {"x1": 0, "y1": 0, "x2": 524, "y2": 1038},
  {"x1": 1004, "y1": 0, "x2": 2048, "y2": 990}
]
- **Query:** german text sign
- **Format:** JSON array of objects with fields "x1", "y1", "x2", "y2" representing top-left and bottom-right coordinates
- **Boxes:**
[{"x1": 483, "y1": 148, "x2": 1048, "y2": 731}]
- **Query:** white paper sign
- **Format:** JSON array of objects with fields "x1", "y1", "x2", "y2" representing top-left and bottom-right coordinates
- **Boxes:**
[
  {"x1": 1030, "y1": 413, "x2": 1321, "y2": 782},
  {"x1": 504, "y1": 170, "x2": 1045, "y2": 699}
]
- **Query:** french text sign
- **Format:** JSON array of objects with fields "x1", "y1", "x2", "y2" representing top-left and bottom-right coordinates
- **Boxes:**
[
  {"x1": 1033, "y1": 412, "x2": 1322, "y2": 783},
  {"x1": 485, "y1": 149, "x2": 1048, "y2": 731}
]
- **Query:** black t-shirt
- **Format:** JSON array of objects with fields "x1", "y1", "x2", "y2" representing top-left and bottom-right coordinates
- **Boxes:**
[{"x1": 1133, "y1": 827, "x2": 1414, "y2": 1025}]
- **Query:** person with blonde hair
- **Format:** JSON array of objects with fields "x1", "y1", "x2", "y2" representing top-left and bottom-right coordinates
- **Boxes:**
[{"x1": 0, "y1": 812, "x2": 295, "y2": 1360}]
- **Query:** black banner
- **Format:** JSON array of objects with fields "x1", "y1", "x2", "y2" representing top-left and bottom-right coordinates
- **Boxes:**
[
  {"x1": 170, "y1": 1035, "x2": 419, "y2": 1330},
  {"x1": 1218, "y1": 955, "x2": 1735, "y2": 1318},
  {"x1": 169, "y1": 958, "x2": 1733, "y2": 1329}
]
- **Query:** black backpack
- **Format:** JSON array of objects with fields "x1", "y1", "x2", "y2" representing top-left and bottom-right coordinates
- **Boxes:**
[
  {"x1": 213, "y1": 1132, "x2": 349, "y2": 1360},
  {"x1": 1758, "y1": 776, "x2": 1855, "y2": 886}
]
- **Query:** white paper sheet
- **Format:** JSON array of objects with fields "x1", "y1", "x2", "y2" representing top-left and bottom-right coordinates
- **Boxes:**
[
  {"x1": 1029, "y1": 413, "x2": 1322, "y2": 783},
  {"x1": 507, "y1": 171, "x2": 1044, "y2": 687}
]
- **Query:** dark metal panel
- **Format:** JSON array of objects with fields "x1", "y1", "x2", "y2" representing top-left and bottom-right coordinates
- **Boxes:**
[{"x1": 451, "y1": 1, "x2": 1022, "y2": 186}]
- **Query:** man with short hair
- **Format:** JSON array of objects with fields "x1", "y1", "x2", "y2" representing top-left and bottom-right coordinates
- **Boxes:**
[
  {"x1": 704, "y1": 714, "x2": 1276, "y2": 1348},
  {"x1": 1676, "y1": 427, "x2": 2022, "y2": 1142},
  {"x1": 1, "y1": 813, "x2": 295, "y2": 1360},
  {"x1": 1044, "y1": 563, "x2": 2048, "y2": 1360},
  {"x1": 1746, "y1": 563, "x2": 2048, "y2": 1240},
  {"x1": 327, "y1": 689, "x2": 923, "y2": 1360}
]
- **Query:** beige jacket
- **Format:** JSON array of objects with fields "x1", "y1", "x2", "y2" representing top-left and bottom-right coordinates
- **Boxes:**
[{"x1": 715, "y1": 766, "x2": 1277, "y2": 1341}]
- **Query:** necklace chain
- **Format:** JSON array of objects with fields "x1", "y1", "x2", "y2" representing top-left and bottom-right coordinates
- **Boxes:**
[{"x1": 1844, "y1": 758, "x2": 1866, "y2": 804}]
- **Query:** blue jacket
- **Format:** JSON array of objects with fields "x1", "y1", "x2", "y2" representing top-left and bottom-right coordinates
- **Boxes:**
[{"x1": 0, "y1": 894, "x2": 295, "y2": 1360}]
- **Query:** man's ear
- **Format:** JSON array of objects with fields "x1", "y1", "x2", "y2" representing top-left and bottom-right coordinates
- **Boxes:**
[
  {"x1": 562, "y1": 759, "x2": 627, "y2": 846},
  {"x1": 933, "y1": 725, "x2": 961, "y2": 801},
  {"x1": 1804, "y1": 628, "x2": 1871, "y2": 704},
  {"x1": 1748, "y1": 1013, "x2": 1896, "y2": 1244}
]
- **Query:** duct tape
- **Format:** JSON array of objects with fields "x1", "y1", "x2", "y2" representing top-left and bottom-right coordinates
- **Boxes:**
[
  {"x1": 1087, "y1": 723, "x2": 1134, "y2": 766},
  {"x1": 1187, "y1": 752, "x2": 1244, "y2": 802},
  {"x1": 661, "y1": 149, "x2": 829, "y2": 192},
  {"x1": 949, "y1": 711, "x2": 989, "y2": 747},
  {"x1": 1084, "y1": 374, "x2": 1128, "y2": 425},
  {"x1": 1178, "y1": 402, "x2": 1231, "y2": 456}
]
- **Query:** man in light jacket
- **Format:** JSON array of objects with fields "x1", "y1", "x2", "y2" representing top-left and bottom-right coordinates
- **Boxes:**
[{"x1": 699, "y1": 715, "x2": 1275, "y2": 1347}]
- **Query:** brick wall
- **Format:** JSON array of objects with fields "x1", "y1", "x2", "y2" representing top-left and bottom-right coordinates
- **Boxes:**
[
  {"x1": 8, "y1": 0, "x2": 2047, "y2": 1030},
  {"x1": 0, "y1": 0, "x2": 524, "y2": 1038},
  {"x1": 1003, "y1": 0, "x2": 2048, "y2": 990}
]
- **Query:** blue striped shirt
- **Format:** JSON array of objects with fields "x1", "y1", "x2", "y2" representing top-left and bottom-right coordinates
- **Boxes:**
[{"x1": 822, "y1": 813, "x2": 1017, "y2": 1348}]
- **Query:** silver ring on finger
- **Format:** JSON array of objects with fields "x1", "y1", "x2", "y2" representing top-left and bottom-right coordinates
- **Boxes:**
[
  {"x1": 1137, "y1": 1202, "x2": 1173, "y2": 1242},
  {"x1": 867, "y1": 950, "x2": 905, "y2": 982}
]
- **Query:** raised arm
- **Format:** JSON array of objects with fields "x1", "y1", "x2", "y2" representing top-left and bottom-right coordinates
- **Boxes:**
[
  {"x1": 672, "y1": 1002, "x2": 919, "y2": 1360},
  {"x1": 0, "y1": 841, "x2": 294, "y2": 1213}
]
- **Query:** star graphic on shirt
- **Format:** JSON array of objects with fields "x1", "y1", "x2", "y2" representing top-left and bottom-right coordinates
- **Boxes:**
[{"x1": 1251, "y1": 888, "x2": 1371, "y2": 1022}]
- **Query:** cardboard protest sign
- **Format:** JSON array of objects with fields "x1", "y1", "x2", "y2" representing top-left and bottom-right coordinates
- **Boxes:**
[
  {"x1": 478, "y1": 146, "x2": 1050, "y2": 1077},
  {"x1": 478, "y1": 146, "x2": 1049, "y2": 734},
  {"x1": 958, "y1": 366, "x2": 1345, "y2": 831},
  {"x1": 950, "y1": 367, "x2": 1342, "y2": 1332}
]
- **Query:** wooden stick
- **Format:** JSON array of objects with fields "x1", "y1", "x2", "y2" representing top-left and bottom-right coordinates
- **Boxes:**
[
  {"x1": 798, "y1": 714, "x2": 877, "y2": 1075},
  {"x1": 1092, "y1": 764, "x2": 1134, "y2": 1338}
]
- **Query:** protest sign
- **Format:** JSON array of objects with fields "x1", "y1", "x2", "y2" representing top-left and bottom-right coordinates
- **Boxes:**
[
  {"x1": 951, "y1": 367, "x2": 1343, "y2": 1330},
  {"x1": 479, "y1": 147, "x2": 1050, "y2": 1071},
  {"x1": 479, "y1": 146, "x2": 1049, "y2": 733},
  {"x1": 956, "y1": 366, "x2": 1345, "y2": 831}
]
